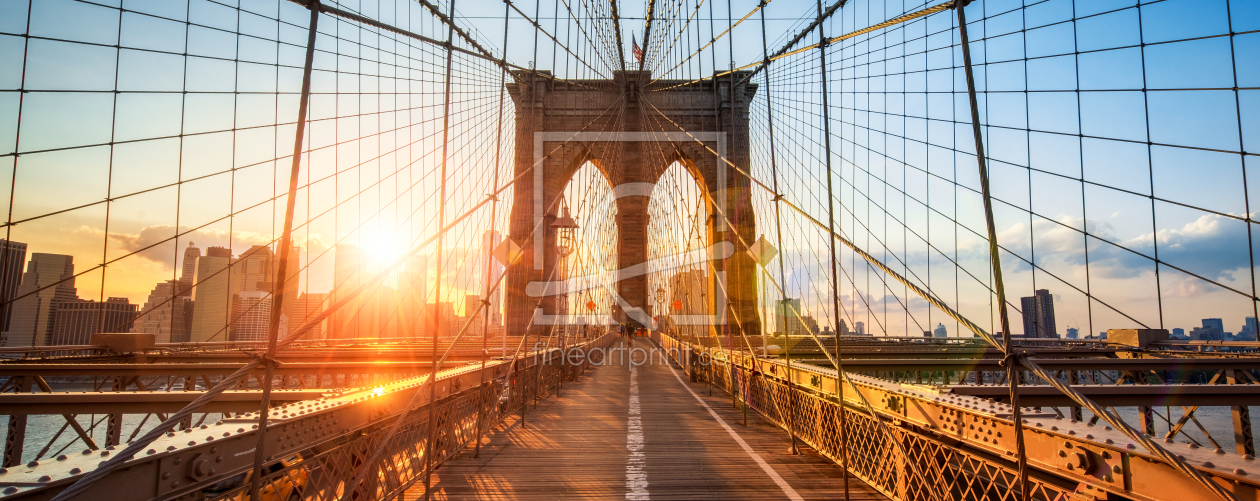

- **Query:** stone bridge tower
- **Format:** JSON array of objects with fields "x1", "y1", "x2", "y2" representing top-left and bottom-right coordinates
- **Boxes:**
[{"x1": 504, "y1": 70, "x2": 761, "y2": 338}]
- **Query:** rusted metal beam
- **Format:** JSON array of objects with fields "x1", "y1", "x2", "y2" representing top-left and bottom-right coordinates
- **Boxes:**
[
  {"x1": 0, "y1": 361, "x2": 445, "y2": 378},
  {"x1": 948, "y1": 384, "x2": 1260, "y2": 407},
  {"x1": 3, "y1": 376, "x2": 28, "y2": 467},
  {"x1": 0, "y1": 389, "x2": 328, "y2": 415},
  {"x1": 790, "y1": 357, "x2": 1260, "y2": 372},
  {"x1": 0, "y1": 335, "x2": 615, "y2": 501},
  {"x1": 1228, "y1": 370, "x2": 1257, "y2": 457},
  {"x1": 662, "y1": 333, "x2": 1260, "y2": 501}
]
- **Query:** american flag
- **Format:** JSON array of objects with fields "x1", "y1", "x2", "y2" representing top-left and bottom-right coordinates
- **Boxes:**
[{"x1": 632, "y1": 35, "x2": 643, "y2": 64}]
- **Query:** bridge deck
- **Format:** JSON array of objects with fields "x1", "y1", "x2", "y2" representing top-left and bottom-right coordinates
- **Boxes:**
[{"x1": 417, "y1": 341, "x2": 885, "y2": 500}]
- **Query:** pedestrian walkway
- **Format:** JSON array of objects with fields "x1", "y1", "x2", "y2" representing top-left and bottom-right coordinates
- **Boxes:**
[{"x1": 417, "y1": 340, "x2": 886, "y2": 500}]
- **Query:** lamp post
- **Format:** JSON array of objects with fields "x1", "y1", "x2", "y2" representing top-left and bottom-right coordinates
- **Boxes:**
[
  {"x1": 654, "y1": 285, "x2": 667, "y2": 332},
  {"x1": 550, "y1": 205, "x2": 579, "y2": 391},
  {"x1": 552, "y1": 205, "x2": 579, "y2": 258},
  {"x1": 551, "y1": 205, "x2": 579, "y2": 339}
]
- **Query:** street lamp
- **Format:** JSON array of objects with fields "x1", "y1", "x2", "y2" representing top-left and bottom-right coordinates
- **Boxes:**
[
  {"x1": 654, "y1": 285, "x2": 667, "y2": 329},
  {"x1": 552, "y1": 205, "x2": 579, "y2": 257}
]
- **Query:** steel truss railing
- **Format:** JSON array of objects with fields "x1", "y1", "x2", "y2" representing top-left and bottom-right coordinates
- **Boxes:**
[
  {"x1": 1, "y1": 333, "x2": 617, "y2": 500},
  {"x1": 652, "y1": 332, "x2": 1260, "y2": 501}
]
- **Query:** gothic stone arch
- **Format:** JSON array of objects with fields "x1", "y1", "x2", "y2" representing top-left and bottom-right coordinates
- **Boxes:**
[{"x1": 504, "y1": 70, "x2": 760, "y2": 338}]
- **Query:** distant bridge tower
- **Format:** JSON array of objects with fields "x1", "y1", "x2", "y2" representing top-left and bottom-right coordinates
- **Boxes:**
[{"x1": 504, "y1": 70, "x2": 762, "y2": 338}]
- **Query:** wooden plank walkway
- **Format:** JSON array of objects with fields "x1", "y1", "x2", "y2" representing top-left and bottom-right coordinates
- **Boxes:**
[{"x1": 413, "y1": 340, "x2": 887, "y2": 500}]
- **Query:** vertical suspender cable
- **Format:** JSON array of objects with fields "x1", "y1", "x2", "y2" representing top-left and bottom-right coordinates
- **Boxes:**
[
  {"x1": 954, "y1": 3, "x2": 1027, "y2": 499},
  {"x1": 723, "y1": 0, "x2": 741, "y2": 412},
  {"x1": 758, "y1": 0, "x2": 801, "y2": 458},
  {"x1": 813, "y1": 0, "x2": 848, "y2": 496},
  {"x1": 423, "y1": 0, "x2": 459, "y2": 497},
  {"x1": 474, "y1": 0, "x2": 512, "y2": 460},
  {"x1": 247, "y1": 2, "x2": 320, "y2": 499}
]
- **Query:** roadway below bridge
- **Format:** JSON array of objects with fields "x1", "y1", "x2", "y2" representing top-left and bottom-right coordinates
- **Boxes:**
[{"x1": 418, "y1": 339, "x2": 884, "y2": 500}]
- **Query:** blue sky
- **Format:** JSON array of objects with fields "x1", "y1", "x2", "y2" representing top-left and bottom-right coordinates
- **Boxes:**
[{"x1": 0, "y1": 0, "x2": 1258, "y2": 336}]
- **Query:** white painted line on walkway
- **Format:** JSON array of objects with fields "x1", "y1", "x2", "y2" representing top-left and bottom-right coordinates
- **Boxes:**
[
  {"x1": 661, "y1": 352, "x2": 805, "y2": 501},
  {"x1": 626, "y1": 365, "x2": 650, "y2": 500}
]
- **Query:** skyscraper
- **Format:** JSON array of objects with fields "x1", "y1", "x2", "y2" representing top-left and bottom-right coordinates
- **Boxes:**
[
  {"x1": 5, "y1": 253, "x2": 76, "y2": 347},
  {"x1": 236, "y1": 245, "x2": 274, "y2": 293},
  {"x1": 369, "y1": 285, "x2": 401, "y2": 339},
  {"x1": 668, "y1": 269, "x2": 706, "y2": 314},
  {"x1": 482, "y1": 231, "x2": 503, "y2": 329},
  {"x1": 1191, "y1": 318, "x2": 1225, "y2": 341},
  {"x1": 933, "y1": 323, "x2": 947, "y2": 338},
  {"x1": 133, "y1": 280, "x2": 192, "y2": 343},
  {"x1": 177, "y1": 242, "x2": 201, "y2": 296},
  {"x1": 465, "y1": 293, "x2": 483, "y2": 336},
  {"x1": 280, "y1": 245, "x2": 300, "y2": 328},
  {"x1": 1203, "y1": 318, "x2": 1225, "y2": 333},
  {"x1": 51, "y1": 297, "x2": 136, "y2": 345},
  {"x1": 774, "y1": 298, "x2": 804, "y2": 335},
  {"x1": 0, "y1": 239, "x2": 27, "y2": 333},
  {"x1": 1020, "y1": 289, "x2": 1057, "y2": 338},
  {"x1": 331, "y1": 244, "x2": 365, "y2": 339},
  {"x1": 397, "y1": 255, "x2": 427, "y2": 338},
  {"x1": 1240, "y1": 317, "x2": 1258, "y2": 341},
  {"x1": 854, "y1": 321, "x2": 865, "y2": 335},
  {"x1": 189, "y1": 249, "x2": 236, "y2": 342},
  {"x1": 206, "y1": 246, "x2": 232, "y2": 259},
  {"x1": 426, "y1": 301, "x2": 455, "y2": 338},
  {"x1": 288, "y1": 292, "x2": 328, "y2": 339},
  {"x1": 232, "y1": 291, "x2": 279, "y2": 342}
]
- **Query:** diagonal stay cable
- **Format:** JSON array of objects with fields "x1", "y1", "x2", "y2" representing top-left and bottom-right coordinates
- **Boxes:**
[
  {"x1": 637, "y1": 99, "x2": 944, "y2": 501},
  {"x1": 47, "y1": 86, "x2": 628, "y2": 500},
  {"x1": 648, "y1": 0, "x2": 773, "y2": 84},
  {"x1": 643, "y1": 93, "x2": 1240, "y2": 499},
  {"x1": 654, "y1": 0, "x2": 954, "y2": 91}
]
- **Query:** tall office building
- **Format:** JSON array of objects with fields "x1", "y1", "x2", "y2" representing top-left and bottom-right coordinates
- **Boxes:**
[
  {"x1": 854, "y1": 321, "x2": 865, "y2": 335},
  {"x1": 482, "y1": 231, "x2": 503, "y2": 329},
  {"x1": 5, "y1": 253, "x2": 76, "y2": 347},
  {"x1": 279, "y1": 245, "x2": 301, "y2": 326},
  {"x1": 366, "y1": 285, "x2": 400, "y2": 339},
  {"x1": 465, "y1": 293, "x2": 483, "y2": 336},
  {"x1": 397, "y1": 255, "x2": 427, "y2": 338},
  {"x1": 1192, "y1": 318, "x2": 1226, "y2": 341},
  {"x1": 330, "y1": 244, "x2": 365, "y2": 339},
  {"x1": 236, "y1": 245, "x2": 274, "y2": 293},
  {"x1": 933, "y1": 323, "x2": 948, "y2": 338},
  {"x1": 133, "y1": 280, "x2": 192, "y2": 343},
  {"x1": 774, "y1": 298, "x2": 805, "y2": 335},
  {"x1": 177, "y1": 242, "x2": 201, "y2": 296},
  {"x1": 1202, "y1": 318, "x2": 1225, "y2": 332},
  {"x1": 0, "y1": 239, "x2": 28, "y2": 333},
  {"x1": 1020, "y1": 289, "x2": 1057, "y2": 338},
  {"x1": 189, "y1": 249, "x2": 236, "y2": 342},
  {"x1": 50, "y1": 297, "x2": 136, "y2": 345},
  {"x1": 232, "y1": 290, "x2": 283, "y2": 342},
  {"x1": 1240, "y1": 317, "x2": 1258, "y2": 341},
  {"x1": 426, "y1": 302, "x2": 455, "y2": 338},
  {"x1": 206, "y1": 246, "x2": 232, "y2": 259},
  {"x1": 668, "y1": 269, "x2": 707, "y2": 314},
  {"x1": 288, "y1": 292, "x2": 327, "y2": 339}
]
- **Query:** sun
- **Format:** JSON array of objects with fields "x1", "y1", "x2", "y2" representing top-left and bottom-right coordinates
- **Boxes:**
[{"x1": 360, "y1": 230, "x2": 405, "y2": 269}]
